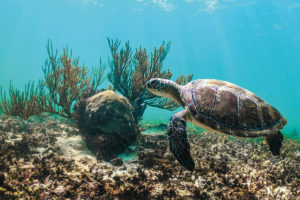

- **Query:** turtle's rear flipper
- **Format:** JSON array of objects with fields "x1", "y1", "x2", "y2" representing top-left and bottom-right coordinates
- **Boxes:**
[
  {"x1": 167, "y1": 112, "x2": 195, "y2": 171},
  {"x1": 266, "y1": 131, "x2": 284, "y2": 155}
]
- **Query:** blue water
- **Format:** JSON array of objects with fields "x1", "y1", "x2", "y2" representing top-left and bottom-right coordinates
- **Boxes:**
[{"x1": 0, "y1": 0, "x2": 299, "y2": 136}]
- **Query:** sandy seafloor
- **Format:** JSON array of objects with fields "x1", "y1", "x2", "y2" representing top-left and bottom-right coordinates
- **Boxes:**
[{"x1": 0, "y1": 113, "x2": 299, "y2": 200}]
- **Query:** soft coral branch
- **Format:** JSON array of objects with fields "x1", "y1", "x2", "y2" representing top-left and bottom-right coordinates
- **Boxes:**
[
  {"x1": 0, "y1": 81, "x2": 52, "y2": 120},
  {"x1": 107, "y1": 38, "x2": 193, "y2": 121},
  {"x1": 42, "y1": 40, "x2": 105, "y2": 118}
]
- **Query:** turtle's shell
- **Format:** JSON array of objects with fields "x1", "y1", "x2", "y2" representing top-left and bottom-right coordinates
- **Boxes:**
[{"x1": 182, "y1": 79, "x2": 287, "y2": 137}]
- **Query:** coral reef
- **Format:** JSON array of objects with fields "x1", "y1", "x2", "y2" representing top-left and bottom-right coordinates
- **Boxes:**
[
  {"x1": 0, "y1": 40, "x2": 105, "y2": 120},
  {"x1": 74, "y1": 90, "x2": 138, "y2": 161},
  {"x1": 1, "y1": 38, "x2": 192, "y2": 123},
  {"x1": 0, "y1": 114, "x2": 299, "y2": 199},
  {"x1": 0, "y1": 81, "x2": 53, "y2": 120},
  {"x1": 42, "y1": 40, "x2": 105, "y2": 118},
  {"x1": 107, "y1": 38, "x2": 193, "y2": 122}
]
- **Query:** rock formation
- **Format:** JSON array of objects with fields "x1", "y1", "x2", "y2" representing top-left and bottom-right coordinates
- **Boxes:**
[{"x1": 74, "y1": 90, "x2": 138, "y2": 161}]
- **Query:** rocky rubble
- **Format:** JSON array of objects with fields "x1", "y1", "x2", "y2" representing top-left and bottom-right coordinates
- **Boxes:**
[{"x1": 0, "y1": 114, "x2": 299, "y2": 199}]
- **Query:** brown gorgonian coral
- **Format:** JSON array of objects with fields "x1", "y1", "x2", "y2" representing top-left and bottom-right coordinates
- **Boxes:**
[{"x1": 107, "y1": 38, "x2": 193, "y2": 122}]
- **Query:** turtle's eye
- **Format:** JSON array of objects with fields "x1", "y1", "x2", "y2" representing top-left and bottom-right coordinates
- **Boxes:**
[
  {"x1": 147, "y1": 79, "x2": 159, "y2": 88},
  {"x1": 146, "y1": 80, "x2": 152, "y2": 88}
]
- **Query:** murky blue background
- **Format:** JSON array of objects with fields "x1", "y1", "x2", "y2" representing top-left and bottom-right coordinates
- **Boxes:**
[{"x1": 0, "y1": 0, "x2": 299, "y2": 136}]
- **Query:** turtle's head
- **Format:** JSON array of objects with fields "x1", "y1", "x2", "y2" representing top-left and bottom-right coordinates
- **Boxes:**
[
  {"x1": 146, "y1": 78, "x2": 184, "y2": 106},
  {"x1": 146, "y1": 78, "x2": 170, "y2": 97}
]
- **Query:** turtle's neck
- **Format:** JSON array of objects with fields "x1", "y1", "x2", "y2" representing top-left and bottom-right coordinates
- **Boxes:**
[{"x1": 166, "y1": 81, "x2": 185, "y2": 107}]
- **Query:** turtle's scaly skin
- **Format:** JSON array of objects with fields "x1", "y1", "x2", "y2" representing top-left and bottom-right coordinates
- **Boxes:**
[{"x1": 181, "y1": 79, "x2": 287, "y2": 138}]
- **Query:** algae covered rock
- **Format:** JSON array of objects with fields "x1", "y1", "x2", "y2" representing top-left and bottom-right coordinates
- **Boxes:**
[{"x1": 74, "y1": 90, "x2": 138, "y2": 161}]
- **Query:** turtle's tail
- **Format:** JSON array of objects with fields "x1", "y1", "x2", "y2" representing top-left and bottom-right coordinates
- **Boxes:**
[{"x1": 266, "y1": 131, "x2": 284, "y2": 155}]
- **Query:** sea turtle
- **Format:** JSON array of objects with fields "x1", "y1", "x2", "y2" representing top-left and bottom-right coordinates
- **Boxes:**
[{"x1": 146, "y1": 78, "x2": 287, "y2": 171}]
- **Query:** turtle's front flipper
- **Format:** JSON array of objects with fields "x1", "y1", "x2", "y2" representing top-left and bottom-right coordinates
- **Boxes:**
[
  {"x1": 167, "y1": 111, "x2": 195, "y2": 171},
  {"x1": 266, "y1": 131, "x2": 284, "y2": 155}
]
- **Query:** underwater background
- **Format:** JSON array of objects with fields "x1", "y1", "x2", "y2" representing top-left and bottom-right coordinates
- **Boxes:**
[
  {"x1": 1, "y1": 0, "x2": 300, "y2": 137},
  {"x1": 0, "y1": 1, "x2": 300, "y2": 199}
]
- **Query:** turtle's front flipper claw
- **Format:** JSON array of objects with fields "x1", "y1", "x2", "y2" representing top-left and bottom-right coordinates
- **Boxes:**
[{"x1": 167, "y1": 112, "x2": 195, "y2": 171}]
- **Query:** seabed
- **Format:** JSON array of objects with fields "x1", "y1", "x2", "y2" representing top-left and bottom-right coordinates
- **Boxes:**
[{"x1": 0, "y1": 113, "x2": 299, "y2": 200}]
